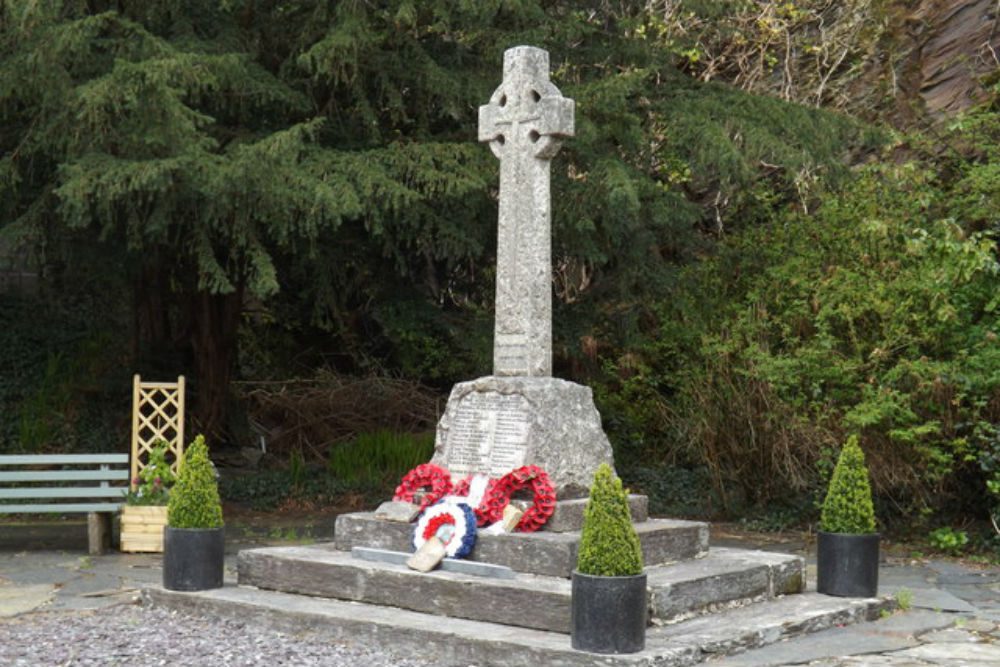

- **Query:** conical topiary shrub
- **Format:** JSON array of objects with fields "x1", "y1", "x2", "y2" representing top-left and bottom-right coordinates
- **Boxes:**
[
  {"x1": 167, "y1": 434, "x2": 223, "y2": 529},
  {"x1": 572, "y1": 463, "x2": 646, "y2": 654},
  {"x1": 163, "y1": 434, "x2": 224, "y2": 591},
  {"x1": 817, "y1": 435, "x2": 879, "y2": 597},
  {"x1": 577, "y1": 463, "x2": 643, "y2": 576},
  {"x1": 820, "y1": 434, "x2": 876, "y2": 535}
]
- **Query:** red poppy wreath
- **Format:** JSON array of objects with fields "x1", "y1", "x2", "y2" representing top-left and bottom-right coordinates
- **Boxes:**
[
  {"x1": 392, "y1": 463, "x2": 453, "y2": 513},
  {"x1": 478, "y1": 465, "x2": 555, "y2": 533}
]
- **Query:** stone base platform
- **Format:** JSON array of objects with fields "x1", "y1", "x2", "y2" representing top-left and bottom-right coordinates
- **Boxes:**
[
  {"x1": 144, "y1": 511, "x2": 896, "y2": 666},
  {"x1": 145, "y1": 585, "x2": 893, "y2": 667},
  {"x1": 236, "y1": 543, "x2": 806, "y2": 632}
]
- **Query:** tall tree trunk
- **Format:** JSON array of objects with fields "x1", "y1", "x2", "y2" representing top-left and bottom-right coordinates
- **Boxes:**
[
  {"x1": 187, "y1": 286, "x2": 244, "y2": 445},
  {"x1": 131, "y1": 258, "x2": 172, "y2": 363}
]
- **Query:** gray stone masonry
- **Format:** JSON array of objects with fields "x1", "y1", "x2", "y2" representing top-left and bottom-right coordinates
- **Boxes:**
[
  {"x1": 332, "y1": 512, "x2": 708, "y2": 578},
  {"x1": 350, "y1": 546, "x2": 515, "y2": 579},
  {"x1": 541, "y1": 493, "x2": 648, "y2": 532},
  {"x1": 145, "y1": 585, "x2": 892, "y2": 667},
  {"x1": 431, "y1": 375, "x2": 614, "y2": 498},
  {"x1": 236, "y1": 544, "x2": 803, "y2": 633},
  {"x1": 647, "y1": 548, "x2": 805, "y2": 624},
  {"x1": 478, "y1": 45, "x2": 573, "y2": 377}
]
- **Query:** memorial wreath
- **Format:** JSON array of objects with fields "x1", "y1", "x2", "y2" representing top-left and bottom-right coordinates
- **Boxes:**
[
  {"x1": 396, "y1": 463, "x2": 556, "y2": 532},
  {"x1": 412, "y1": 500, "x2": 477, "y2": 558},
  {"x1": 392, "y1": 463, "x2": 453, "y2": 512},
  {"x1": 479, "y1": 465, "x2": 555, "y2": 533}
]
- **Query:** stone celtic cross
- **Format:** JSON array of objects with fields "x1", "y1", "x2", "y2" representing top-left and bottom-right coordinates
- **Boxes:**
[{"x1": 478, "y1": 46, "x2": 574, "y2": 377}]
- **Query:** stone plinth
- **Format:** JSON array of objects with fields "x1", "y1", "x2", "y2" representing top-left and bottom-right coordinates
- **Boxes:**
[
  {"x1": 331, "y1": 512, "x2": 708, "y2": 578},
  {"x1": 430, "y1": 375, "x2": 614, "y2": 498}
]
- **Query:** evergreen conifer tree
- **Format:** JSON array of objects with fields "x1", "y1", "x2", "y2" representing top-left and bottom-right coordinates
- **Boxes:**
[{"x1": 1, "y1": 1, "x2": 872, "y2": 441}]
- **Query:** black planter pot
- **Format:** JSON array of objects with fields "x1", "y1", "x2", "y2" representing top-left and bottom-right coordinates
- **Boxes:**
[
  {"x1": 571, "y1": 571, "x2": 647, "y2": 654},
  {"x1": 816, "y1": 531, "x2": 880, "y2": 598},
  {"x1": 163, "y1": 526, "x2": 225, "y2": 592}
]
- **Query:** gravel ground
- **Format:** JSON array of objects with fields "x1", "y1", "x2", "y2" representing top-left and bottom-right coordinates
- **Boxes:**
[{"x1": 0, "y1": 602, "x2": 437, "y2": 667}]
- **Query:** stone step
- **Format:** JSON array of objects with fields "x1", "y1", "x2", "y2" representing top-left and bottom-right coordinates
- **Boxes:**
[
  {"x1": 333, "y1": 511, "x2": 709, "y2": 577},
  {"x1": 145, "y1": 584, "x2": 894, "y2": 667},
  {"x1": 649, "y1": 547, "x2": 806, "y2": 624},
  {"x1": 237, "y1": 544, "x2": 805, "y2": 631}
]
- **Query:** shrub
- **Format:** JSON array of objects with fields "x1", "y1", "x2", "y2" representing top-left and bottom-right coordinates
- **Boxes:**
[
  {"x1": 577, "y1": 463, "x2": 643, "y2": 576},
  {"x1": 167, "y1": 435, "x2": 224, "y2": 529},
  {"x1": 820, "y1": 435, "x2": 876, "y2": 534},
  {"x1": 126, "y1": 439, "x2": 176, "y2": 506},
  {"x1": 928, "y1": 526, "x2": 968, "y2": 555}
]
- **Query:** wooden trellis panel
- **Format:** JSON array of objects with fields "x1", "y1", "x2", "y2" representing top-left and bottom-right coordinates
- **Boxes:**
[{"x1": 130, "y1": 375, "x2": 185, "y2": 490}]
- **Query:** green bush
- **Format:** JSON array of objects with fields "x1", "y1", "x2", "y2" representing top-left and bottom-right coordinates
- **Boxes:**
[
  {"x1": 577, "y1": 463, "x2": 643, "y2": 576},
  {"x1": 928, "y1": 526, "x2": 968, "y2": 555},
  {"x1": 820, "y1": 435, "x2": 876, "y2": 534},
  {"x1": 167, "y1": 435, "x2": 224, "y2": 529}
]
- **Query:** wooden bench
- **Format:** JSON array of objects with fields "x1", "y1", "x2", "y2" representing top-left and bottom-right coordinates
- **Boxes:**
[{"x1": 0, "y1": 454, "x2": 130, "y2": 555}]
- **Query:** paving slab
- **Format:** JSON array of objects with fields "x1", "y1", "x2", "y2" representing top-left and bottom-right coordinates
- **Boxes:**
[
  {"x1": 926, "y1": 560, "x2": 1000, "y2": 585},
  {"x1": 696, "y1": 607, "x2": 953, "y2": 667},
  {"x1": 905, "y1": 587, "x2": 978, "y2": 613},
  {"x1": 878, "y1": 565, "x2": 936, "y2": 589},
  {"x1": 919, "y1": 627, "x2": 985, "y2": 643},
  {"x1": 0, "y1": 582, "x2": 54, "y2": 617},
  {"x1": 961, "y1": 618, "x2": 997, "y2": 632},
  {"x1": 653, "y1": 593, "x2": 894, "y2": 657},
  {"x1": 859, "y1": 609, "x2": 962, "y2": 636},
  {"x1": 705, "y1": 631, "x2": 917, "y2": 667},
  {"x1": 893, "y1": 641, "x2": 1000, "y2": 665}
]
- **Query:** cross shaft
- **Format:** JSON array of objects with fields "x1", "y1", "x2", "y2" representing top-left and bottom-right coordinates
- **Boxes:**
[{"x1": 478, "y1": 46, "x2": 574, "y2": 377}]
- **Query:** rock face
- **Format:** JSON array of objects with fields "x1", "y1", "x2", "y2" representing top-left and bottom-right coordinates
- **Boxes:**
[
  {"x1": 431, "y1": 375, "x2": 614, "y2": 498},
  {"x1": 902, "y1": 0, "x2": 999, "y2": 119}
]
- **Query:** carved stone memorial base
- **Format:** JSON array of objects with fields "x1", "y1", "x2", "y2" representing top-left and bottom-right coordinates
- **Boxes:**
[{"x1": 431, "y1": 375, "x2": 614, "y2": 499}]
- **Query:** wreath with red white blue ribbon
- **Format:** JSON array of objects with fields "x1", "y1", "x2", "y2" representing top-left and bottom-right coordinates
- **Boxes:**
[{"x1": 412, "y1": 500, "x2": 477, "y2": 558}]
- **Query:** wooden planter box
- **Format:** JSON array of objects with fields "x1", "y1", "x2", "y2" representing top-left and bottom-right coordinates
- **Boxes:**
[{"x1": 120, "y1": 505, "x2": 168, "y2": 552}]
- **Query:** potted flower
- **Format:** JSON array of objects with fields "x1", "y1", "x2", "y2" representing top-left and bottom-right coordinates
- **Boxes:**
[
  {"x1": 816, "y1": 434, "x2": 879, "y2": 597},
  {"x1": 121, "y1": 440, "x2": 176, "y2": 552},
  {"x1": 163, "y1": 435, "x2": 225, "y2": 591},
  {"x1": 571, "y1": 463, "x2": 646, "y2": 654}
]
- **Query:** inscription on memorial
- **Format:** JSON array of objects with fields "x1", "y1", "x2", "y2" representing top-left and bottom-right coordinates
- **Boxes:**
[
  {"x1": 494, "y1": 333, "x2": 529, "y2": 376},
  {"x1": 445, "y1": 391, "x2": 530, "y2": 476}
]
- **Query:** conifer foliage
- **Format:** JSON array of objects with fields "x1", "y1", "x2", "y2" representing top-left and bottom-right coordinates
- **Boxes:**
[
  {"x1": 820, "y1": 436, "x2": 877, "y2": 535},
  {"x1": 167, "y1": 435, "x2": 224, "y2": 530},
  {"x1": 577, "y1": 463, "x2": 644, "y2": 577},
  {"x1": 0, "y1": 1, "x2": 870, "y2": 443}
]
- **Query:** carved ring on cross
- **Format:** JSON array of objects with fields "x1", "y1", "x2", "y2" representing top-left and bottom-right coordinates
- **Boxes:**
[{"x1": 478, "y1": 46, "x2": 575, "y2": 161}]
